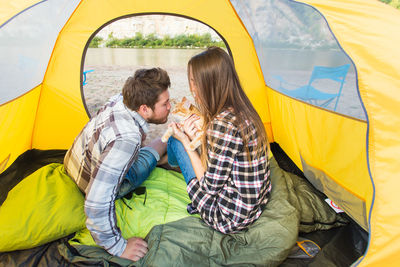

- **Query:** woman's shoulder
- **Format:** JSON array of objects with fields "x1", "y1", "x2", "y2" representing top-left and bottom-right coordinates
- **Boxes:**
[
  {"x1": 213, "y1": 108, "x2": 255, "y2": 129},
  {"x1": 214, "y1": 108, "x2": 236, "y2": 122},
  {"x1": 211, "y1": 109, "x2": 258, "y2": 137},
  {"x1": 212, "y1": 109, "x2": 237, "y2": 129},
  {"x1": 208, "y1": 110, "x2": 242, "y2": 146}
]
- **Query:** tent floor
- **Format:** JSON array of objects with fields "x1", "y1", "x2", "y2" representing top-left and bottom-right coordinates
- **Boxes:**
[
  {"x1": 271, "y1": 142, "x2": 368, "y2": 266},
  {"x1": 0, "y1": 146, "x2": 368, "y2": 266}
]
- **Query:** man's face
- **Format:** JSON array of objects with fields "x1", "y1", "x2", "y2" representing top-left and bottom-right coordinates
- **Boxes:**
[{"x1": 147, "y1": 89, "x2": 171, "y2": 124}]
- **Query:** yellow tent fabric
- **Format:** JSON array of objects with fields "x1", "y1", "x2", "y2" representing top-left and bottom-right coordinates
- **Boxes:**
[
  {"x1": 303, "y1": 1, "x2": 400, "y2": 265},
  {"x1": 1, "y1": 0, "x2": 400, "y2": 265}
]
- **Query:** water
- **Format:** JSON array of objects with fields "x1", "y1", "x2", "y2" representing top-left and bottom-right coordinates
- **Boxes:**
[{"x1": 84, "y1": 48, "x2": 203, "y2": 68}]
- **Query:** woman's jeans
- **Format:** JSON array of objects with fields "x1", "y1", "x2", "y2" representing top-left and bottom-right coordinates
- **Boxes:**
[
  {"x1": 117, "y1": 147, "x2": 159, "y2": 199},
  {"x1": 167, "y1": 137, "x2": 196, "y2": 184}
]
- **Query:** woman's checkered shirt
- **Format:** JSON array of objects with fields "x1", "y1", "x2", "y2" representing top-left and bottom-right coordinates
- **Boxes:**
[{"x1": 187, "y1": 109, "x2": 271, "y2": 234}]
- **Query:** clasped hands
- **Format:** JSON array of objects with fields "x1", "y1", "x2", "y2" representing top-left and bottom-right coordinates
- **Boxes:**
[{"x1": 169, "y1": 114, "x2": 200, "y2": 149}]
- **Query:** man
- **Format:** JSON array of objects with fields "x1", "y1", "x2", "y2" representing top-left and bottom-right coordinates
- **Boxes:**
[{"x1": 64, "y1": 68, "x2": 171, "y2": 261}]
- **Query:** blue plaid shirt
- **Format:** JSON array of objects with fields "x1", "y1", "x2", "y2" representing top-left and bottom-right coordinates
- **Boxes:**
[{"x1": 64, "y1": 94, "x2": 148, "y2": 256}]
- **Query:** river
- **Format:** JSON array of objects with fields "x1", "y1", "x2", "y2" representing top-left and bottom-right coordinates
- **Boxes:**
[{"x1": 84, "y1": 48, "x2": 203, "y2": 68}]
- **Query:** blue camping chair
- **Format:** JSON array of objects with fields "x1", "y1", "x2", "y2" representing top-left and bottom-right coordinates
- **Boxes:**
[
  {"x1": 82, "y1": 69, "x2": 94, "y2": 86},
  {"x1": 274, "y1": 64, "x2": 350, "y2": 111}
]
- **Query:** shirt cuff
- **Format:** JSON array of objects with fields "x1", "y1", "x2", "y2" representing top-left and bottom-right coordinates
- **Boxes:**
[
  {"x1": 140, "y1": 146, "x2": 160, "y2": 161},
  {"x1": 187, "y1": 176, "x2": 199, "y2": 191},
  {"x1": 107, "y1": 236, "x2": 127, "y2": 257}
]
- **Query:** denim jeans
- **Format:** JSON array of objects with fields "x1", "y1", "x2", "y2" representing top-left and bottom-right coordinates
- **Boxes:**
[
  {"x1": 167, "y1": 137, "x2": 196, "y2": 184},
  {"x1": 117, "y1": 147, "x2": 159, "y2": 199}
]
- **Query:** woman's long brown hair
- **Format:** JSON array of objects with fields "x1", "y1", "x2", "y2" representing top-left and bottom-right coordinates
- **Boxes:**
[{"x1": 188, "y1": 47, "x2": 268, "y2": 164}]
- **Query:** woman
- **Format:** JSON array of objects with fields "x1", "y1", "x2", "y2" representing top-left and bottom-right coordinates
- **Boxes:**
[{"x1": 167, "y1": 47, "x2": 271, "y2": 234}]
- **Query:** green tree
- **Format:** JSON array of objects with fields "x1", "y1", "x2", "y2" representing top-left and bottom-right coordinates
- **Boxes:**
[
  {"x1": 133, "y1": 32, "x2": 143, "y2": 46},
  {"x1": 379, "y1": 0, "x2": 400, "y2": 9},
  {"x1": 162, "y1": 35, "x2": 173, "y2": 47},
  {"x1": 99, "y1": 32, "x2": 226, "y2": 49},
  {"x1": 120, "y1": 38, "x2": 134, "y2": 47},
  {"x1": 89, "y1": 36, "x2": 103, "y2": 48},
  {"x1": 105, "y1": 32, "x2": 120, "y2": 47},
  {"x1": 146, "y1": 33, "x2": 158, "y2": 46},
  {"x1": 105, "y1": 38, "x2": 120, "y2": 47}
]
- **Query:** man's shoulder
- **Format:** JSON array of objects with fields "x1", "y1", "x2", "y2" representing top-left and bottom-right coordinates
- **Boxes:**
[
  {"x1": 95, "y1": 98, "x2": 133, "y2": 126},
  {"x1": 102, "y1": 118, "x2": 141, "y2": 140},
  {"x1": 89, "y1": 95, "x2": 143, "y2": 141},
  {"x1": 106, "y1": 93, "x2": 123, "y2": 105},
  {"x1": 89, "y1": 116, "x2": 140, "y2": 145}
]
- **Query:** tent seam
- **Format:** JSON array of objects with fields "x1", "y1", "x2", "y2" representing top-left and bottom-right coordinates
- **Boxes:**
[
  {"x1": 0, "y1": 0, "x2": 48, "y2": 29},
  {"x1": 30, "y1": 0, "x2": 84, "y2": 149},
  {"x1": 300, "y1": 154, "x2": 366, "y2": 202},
  {"x1": 227, "y1": 0, "x2": 275, "y2": 142},
  {"x1": 0, "y1": 85, "x2": 41, "y2": 107}
]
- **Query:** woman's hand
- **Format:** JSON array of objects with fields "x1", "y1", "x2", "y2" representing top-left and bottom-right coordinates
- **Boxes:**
[
  {"x1": 170, "y1": 123, "x2": 191, "y2": 149},
  {"x1": 182, "y1": 114, "x2": 200, "y2": 140}
]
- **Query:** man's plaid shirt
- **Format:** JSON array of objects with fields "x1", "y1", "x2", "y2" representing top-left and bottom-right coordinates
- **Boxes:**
[
  {"x1": 187, "y1": 109, "x2": 271, "y2": 234},
  {"x1": 64, "y1": 94, "x2": 148, "y2": 256}
]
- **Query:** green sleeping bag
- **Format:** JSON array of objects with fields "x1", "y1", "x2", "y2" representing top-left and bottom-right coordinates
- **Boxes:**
[
  {"x1": 0, "y1": 163, "x2": 86, "y2": 252},
  {"x1": 63, "y1": 157, "x2": 346, "y2": 266},
  {"x1": 70, "y1": 167, "x2": 199, "y2": 247},
  {"x1": 1, "y1": 156, "x2": 346, "y2": 266}
]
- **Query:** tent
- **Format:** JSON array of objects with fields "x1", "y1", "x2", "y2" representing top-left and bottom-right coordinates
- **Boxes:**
[{"x1": 1, "y1": 0, "x2": 399, "y2": 265}]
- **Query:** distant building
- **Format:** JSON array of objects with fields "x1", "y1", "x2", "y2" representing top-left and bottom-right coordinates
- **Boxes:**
[{"x1": 96, "y1": 15, "x2": 221, "y2": 40}]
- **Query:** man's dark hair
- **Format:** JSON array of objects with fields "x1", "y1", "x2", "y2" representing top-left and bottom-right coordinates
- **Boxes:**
[{"x1": 122, "y1": 67, "x2": 170, "y2": 111}]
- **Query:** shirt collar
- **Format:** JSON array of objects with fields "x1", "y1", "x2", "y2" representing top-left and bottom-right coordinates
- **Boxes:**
[
  {"x1": 131, "y1": 110, "x2": 149, "y2": 134},
  {"x1": 123, "y1": 102, "x2": 149, "y2": 134}
]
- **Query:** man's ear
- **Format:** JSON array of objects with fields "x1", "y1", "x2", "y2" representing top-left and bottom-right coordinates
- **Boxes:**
[
  {"x1": 139, "y1": 104, "x2": 147, "y2": 113},
  {"x1": 138, "y1": 104, "x2": 150, "y2": 119}
]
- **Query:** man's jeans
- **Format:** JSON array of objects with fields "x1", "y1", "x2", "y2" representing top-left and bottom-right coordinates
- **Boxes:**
[
  {"x1": 167, "y1": 137, "x2": 196, "y2": 184},
  {"x1": 117, "y1": 147, "x2": 159, "y2": 199}
]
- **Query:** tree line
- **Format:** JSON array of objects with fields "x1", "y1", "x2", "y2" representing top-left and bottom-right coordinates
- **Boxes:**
[
  {"x1": 89, "y1": 32, "x2": 225, "y2": 48},
  {"x1": 379, "y1": 0, "x2": 400, "y2": 9}
]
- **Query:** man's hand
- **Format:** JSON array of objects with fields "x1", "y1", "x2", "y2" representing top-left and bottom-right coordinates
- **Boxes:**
[
  {"x1": 157, "y1": 153, "x2": 168, "y2": 166},
  {"x1": 120, "y1": 237, "x2": 148, "y2": 262},
  {"x1": 146, "y1": 138, "x2": 167, "y2": 158}
]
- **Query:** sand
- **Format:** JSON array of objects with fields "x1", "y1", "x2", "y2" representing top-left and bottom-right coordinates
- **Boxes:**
[{"x1": 83, "y1": 65, "x2": 194, "y2": 146}]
